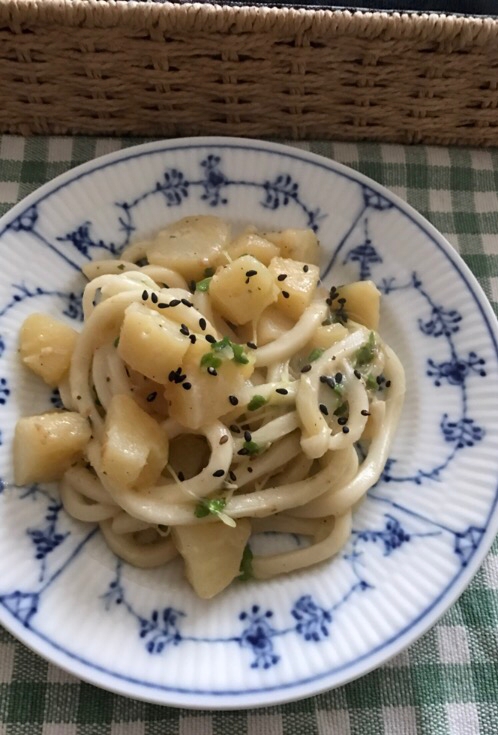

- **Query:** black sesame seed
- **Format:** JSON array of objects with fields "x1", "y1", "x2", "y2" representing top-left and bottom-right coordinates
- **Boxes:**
[
  {"x1": 319, "y1": 404, "x2": 329, "y2": 416},
  {"x1": 301, "y1": 364, "x2": 312, "y2": 373},
  {"x1": 199, "y1": 318, "x2": 207, "y2": 331},
  {"x1": 247, "y1": 341, "x2": 257, "y2": 350},
  {"x1": 244, "y1": 430, "x2": 252, "y2": 442},
  {"x1": 338, "y1": 297, "x2": 346, "y2": 305},
  {"x1": 178, "y1": 471, "x2": 185, "y2": 482},
  {"x1": 151, "y1": 292, "x2": 158, "y2": 304},
  {"x1": 213, "y1": 469, "x2": 225, "y2": 478},
  {"x1": 342, "y1": 426, "x2": 350, "y2": 434},
  {"x1": 245, "y1": 269, "x2": 258, "y2": 278},
  {"x1": 247, "y1": 466, "x2": 254, "y2": 473},
  {"x1": 303, "y1": 265, "x2": 309, "y2": 273},
  {"x1": 177, "y1": 373, "x2": 186, "y2": 384},
  {"x1": 276, "y1": 388, "x2": 288, "y2": 395},
  {"x1": 207, "y1": 366, "x2": 218, "y2": 376},
  {"x1": 142, "y1": 290, "x2": 148, "y2": 301},
  {"x1": 168, "y1": 371, "x2": 176, "y2": 382},
  {"x1": 385, "y1": 380, "x2": 392, "y2": 388},
  {"x1": 158, "y1": 302, "x2": 169, "y2": 309},
  {"x1": 189, "y1": 334, "x2": 197, "y2": 344},
  {"x1": 205, "y1": 334, "x2": 216, "y2": 344},
  {"x1": 189, "y1": 280, "x2": 196, "y2": 292},
  {"x1": 238, "y1": 447, "x2": 249, "y2": 456},
  {"x1": 146, "y1": 391, "x2": 157, "y2": 402},
  {"x1": 335, "y1": 372, "x2": 343, "y2": 383},
  {"x1": 376, "y1": 375, "x2": 384, "y2": 385},
  {"x1": 230, "y1": 424, "x2": 241, "y2": 433},
  {"x1": 282, "y1": 291, "x2": 290, "y2": 299},
  {"x1": 181, "y1": 298, "x2": 193, "y2": 307},
  {"x1": 354, "y1": 370, "x2": 362, "y2": 379},
  {"x1": 229, "y1": 470, "x2": 237, "y2": 481},
  {"x1": 180, "y1": 324, "x2": 189, "y2": 336},
  {"x1": 170, "y1": 299, "x2": 181, "y2": 307},
  {"x1": 326, "y1": 298, "x2": 332, "y2": 306},
  {"x1": 229, "y1": 395, "x2": 239, "y2": 406},
  {"x1": 320, "y1": 375, "x2": 328, "y2": 384},
  {"x1": 361, "y1": 409, "x2": 371, "y2": 416},
  {"x1": 182, "y1": 382, "x2": 192, "y2": 391},
  {"x1": 219, "y1": 435, "x2": 229, "y2": 445},
  {"x1": 277, "y1": 273, "x2": 288, "y2": 281},
  {"x1": 338, "y1": 417, "x2": 348, "y2": 425}
]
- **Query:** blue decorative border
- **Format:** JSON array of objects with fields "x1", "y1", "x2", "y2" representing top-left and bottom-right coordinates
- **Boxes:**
[{"x1": 0, "y1": 141, "x2": 497, "y2": 700}]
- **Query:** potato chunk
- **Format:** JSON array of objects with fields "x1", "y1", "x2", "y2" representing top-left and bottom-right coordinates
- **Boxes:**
[
  {"x1": 309, "y1": 322, "x2": 348, "y2": 350},
  {"x1": 19, "y1": 314, "x2": 77, "y2": 387},
  {"x1": 118, "y1": 303, "x2": 190, "y2": 384},
  {"x1": 101, "y1": 394, "x2": 168, "y2": 489},
  {"x1": 14, "y1": 412, "x2": 91, "y2": 485},
  {"x1": 337, "y1": 280, "x2": 380, "y2": 330},
  {"x1": 146, "y1": 216, "x2": 230, "y2": 281},
  {"x1": 172, "y1": 518, "x2": 251, "y2": 599},
  {"x1": 209, "y1": 255, "x2": 279, "y2": 325},
  {"x1": 268, "y1": 256, "x2": 319, "y2": 321},
  {"x1": 264, "y1": 229, "x2": 319, "y2": 264},
  {"x1": 221, "y1": 232, "x2": 280, "y2": 266},
  {"x1": 165, "y1": 339, "x2": 254, "y2": 430},
  {"x1": 257, "y1": 306, "x2": 295, "y2": 345}
]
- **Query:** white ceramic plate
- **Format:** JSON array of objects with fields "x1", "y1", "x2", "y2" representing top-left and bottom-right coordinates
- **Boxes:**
[{"x1": 0, "y1": 138, "x2": 497, "y2": 709}]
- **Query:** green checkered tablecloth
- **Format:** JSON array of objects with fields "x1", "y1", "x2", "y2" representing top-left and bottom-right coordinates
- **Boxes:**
[{"x1": 0, "y1": 136, "x2": 497, "y2": 735}]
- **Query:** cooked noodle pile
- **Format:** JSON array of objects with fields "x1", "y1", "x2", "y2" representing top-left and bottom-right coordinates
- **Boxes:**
[{"x1": 14, "y1": 216, "x2": 405, "y2": 598}]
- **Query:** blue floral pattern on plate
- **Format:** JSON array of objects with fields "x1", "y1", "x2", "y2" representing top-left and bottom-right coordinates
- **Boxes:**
[{"x1": 0, "y1": 139, "x2": 496, "y2": 708}]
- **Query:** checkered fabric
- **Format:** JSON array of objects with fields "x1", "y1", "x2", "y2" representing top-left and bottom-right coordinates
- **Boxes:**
[{"x1": 0, "y1": 136, "x2": 497, "y2": 735}]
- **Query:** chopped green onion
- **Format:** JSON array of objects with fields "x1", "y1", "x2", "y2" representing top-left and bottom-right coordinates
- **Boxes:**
[
  {"x1": 200, "y1": 352, "x2": 222, "y2": 370},
  {"x1": 243, "y1": 440, "x2": 262, "y2": 455},
  {"x1": 212, "y1": 336, "x2": 232, "y2": 352},
  {"x1": 248, "y1": 394, "x2": 268, "y2": 411},
  {"x1": 334, "y1": 401, "x2": 348, "y2": 417},
  {"x1": 238, "y1": 545, "x2": 253, "y2": 581},
  {"x1": 308, "y1": 347, "x2": 325, "y2": 362},
  {"x1": 355, "y1": 332, "x2": 376, "y2": 367},
  {"x1": 365, "y1": 373, "x2": 378, "y2": 391},
  {"x1": 196, "y1": 277, "x2": 212, "y2": 292},
  {"x1": 231, "y1": 342, "x2": 250, "y2": 364},
  {"x1": 333, "y1": 383, "x2": 344, "y2": 397},
  {"x1": 194, "y1": 497, "x2": 227, "y2": 518}
]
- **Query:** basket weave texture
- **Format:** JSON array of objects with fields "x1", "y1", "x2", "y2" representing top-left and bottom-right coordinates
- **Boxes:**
[{"x1": 1, "y1": 1, "x2": 498, "y2": 145}]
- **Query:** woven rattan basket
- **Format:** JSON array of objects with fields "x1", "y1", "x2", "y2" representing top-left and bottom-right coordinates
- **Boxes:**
[{"x1": 1, "y1": 1, "x2": 498, "y2": 144}]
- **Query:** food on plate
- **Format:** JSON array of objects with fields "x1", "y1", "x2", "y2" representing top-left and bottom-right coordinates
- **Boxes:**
[{"x1": 14, "y1": 216, "x2": 405, "y2": 598}]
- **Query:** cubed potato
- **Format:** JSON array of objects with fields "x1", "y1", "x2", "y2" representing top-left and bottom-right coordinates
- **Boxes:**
[
  {"x1": 101, "y1": 394, "x2": 168, "y2": 489},
  {"x1": 14, "y1": 412, "x2": 91, "y2": 485},
  {"x1": 165, "y1": 339, "x2": 254, "y2": 430},
  {"x1": 220, "y1": 232, "x2": 280, "y2": 266},
  {"x1": 257, "y1": 306, "x2": 295, "y2": 345},
  {"x1": 336, "y1": 280, "x2": 380, "y2": 330},
  {"x1": 146, "y1": 216, "x2": 230, "y2": 281},
  {"x1": 309, "y1": 322, "x2": 348, "y2": 350},
  {"x1": 209, "y1": 255, "x2": 279, "y2": 325},
  {"x1": 264, "y1": 229, "x2": 319, "y2": 264},
  {"x1": 118, "y1": 303, "x2": 190, "y2": 384},
  {"x1": 268, "y1": 256, "x2": 320, "y2": 321},
  {"x1": 172, "y1": 518, "x2": 251, "y2": 598},
  {"x1": 19, "y1": 314, "x2": 78, "y2": 387}
]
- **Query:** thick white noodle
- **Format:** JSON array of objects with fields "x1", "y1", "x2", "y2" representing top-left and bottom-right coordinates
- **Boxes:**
[
  {"x1": 251, "y1": 512, "x2": 352, "y2": 579},
  {"x1": 100, "y1": 520, "x2": 178, "y2": 567}
]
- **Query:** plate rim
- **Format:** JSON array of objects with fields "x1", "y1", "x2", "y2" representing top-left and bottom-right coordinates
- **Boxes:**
[{"x1": 0, "y1": 135, "x2": 497, "y2": 708}]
